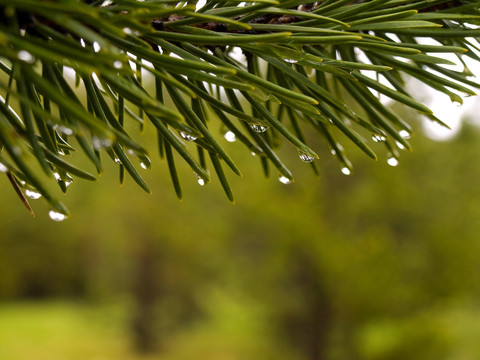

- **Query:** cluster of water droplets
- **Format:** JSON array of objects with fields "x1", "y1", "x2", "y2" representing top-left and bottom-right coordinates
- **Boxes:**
[
  {"x1": 92, "y1": 136, "x2": 113, "y2": 150},
  {"x1": 372, "y1": 134, "x2": 387, "y2": 142},
  {"x1": 25, "y1": 189, "x2": 42, "y2": 200},
  {"x1": 298, "y1": 151, "x2": 315, "y2": 163},
  {"x1": 54, "y1": 172, "x2": 74, "y2": 188},
  {"x1": 250, "y1": 124, "x2": 268, "y2": 133},
  {"x1": 180, "y1": 132, "x2": 197, "y2": 141}
]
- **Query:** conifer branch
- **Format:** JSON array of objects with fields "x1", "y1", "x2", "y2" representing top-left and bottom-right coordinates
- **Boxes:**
[{"x1": 0, "y1": 0, "x2": 479, "y2": 218}]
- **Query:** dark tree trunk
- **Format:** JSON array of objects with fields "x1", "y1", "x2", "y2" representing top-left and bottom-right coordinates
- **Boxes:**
[{"x1": 131, "y1": 240, "x2": 158, "y2": 353}]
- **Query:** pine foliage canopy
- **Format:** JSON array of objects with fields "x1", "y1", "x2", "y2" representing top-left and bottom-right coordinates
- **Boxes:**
[{"x1": 0, "y1": 0, "x2": 479, "y2": 218}]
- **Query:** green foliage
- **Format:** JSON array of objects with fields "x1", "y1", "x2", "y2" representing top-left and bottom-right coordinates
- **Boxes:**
[{"x1": 0, "y1": 0, "x2": 479, "y2": 216}]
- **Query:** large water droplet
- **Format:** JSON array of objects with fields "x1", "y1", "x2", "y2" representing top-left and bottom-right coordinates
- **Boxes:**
[
  {"x1": 25, "y1": 189, "x2": 42, "y2": 199},
  {"x1": 251, "y1": 124, "x2": 268, "y2": 133},
  {"x1": 17, "y1": 50, "x2": 35, "y2": 63},
  {"x1": 298, "y1": 151, "x2": 314, "y2": 163},
  {"x1": 224, "y1": 131, "x2": 236, "y2": 142},
  {"x1": 278, "y1": 176, "x2": 292, "y2": 184},
  {"x1": 48, "y1": 210, "x2": 68, "y2": 222},
  {"x1": 399, "y1": 130, "x2": 411, "y2": 139},
  {"x1": 341, "y1": 167, "x2": 351, "y2": 175},
  {"x1": 180, "y1": 132, "x2": 197, "y2": 141},
  {"x1": 387, "y1": 157, "x2": 399, "y2": 167},
  {"x1": 0, "y1": 162, "x2": 7, "y2": 173}
]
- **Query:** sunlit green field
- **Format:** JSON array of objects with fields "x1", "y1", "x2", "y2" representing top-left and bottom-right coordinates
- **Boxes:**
[
  {"x1": 0, "y1": 302, "x2": 146, "y2": 360},
  {"x1": 2, "y1": 300, "x2": 480, "y2": 360}
]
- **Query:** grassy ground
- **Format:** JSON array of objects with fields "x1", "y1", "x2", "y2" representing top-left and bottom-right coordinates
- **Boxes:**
[
  {"x1": 0, "y1": 300, "x2": 291, "y2": 360},
  {"x1": 0, "y1": 301, "x2": 156, "y2": 360},
  {"x1": 3, "y1": 299, "x2": 480, "y2": 360}
]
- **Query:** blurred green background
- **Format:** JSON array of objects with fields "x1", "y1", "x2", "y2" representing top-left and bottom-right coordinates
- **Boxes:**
[{"x1": 1, "y1": 105, "x2": 480, "y2": 360}]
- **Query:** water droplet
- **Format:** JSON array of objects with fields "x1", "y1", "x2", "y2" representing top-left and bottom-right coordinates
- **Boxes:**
[
  {"x1": 251, "y1": 124, "x2": 268, "y2": 133},
  {"x1": 114, "y1": 158, "x2": 121, "y2": 164},
  {"x1": 65, "y1": 175, "x2": 74, "y2": 188},
  {"x1": 48, "y1": 210, "x2": 68, "y2": 222},
  {"x1": 278, "y1": 176, "x2": 292, "y2": 184},
  {"x1": 80, "y1": 38, "x2": 86, "y2": 48},
  {"x1": 93, "y1": 41, "x2": 101, "y2": 53},
  {"x1": 194, "y1": 173, "x2": 206, "y2": 186},
  {"x1": 372, "y1": 134, "x2": 386, "y2": 142},
  {"x1": 396, "y1": 141, "x2": 405, "y2": 150},
  {"x1": 127, "y1": 149, "x2": 135, "y2": 155},
  {"x1": 92, "y1": 136, "x2": 113, "y2": 149},
  {"x1": 58, "y1": 149, "x2": 65, "y2": 156},
  {"x1": 113, "y1": 61, "x2": 123, "y2": 69},
  {"x1": 123, "y1": 27, "x2": 133, "y2": 35},
  {"x1": 399, "y1": 130, "x2": 411, "y2": 139},
  {"x1": 224, "y1": 131, "x2": 236, "y2": 142},
  {"x1": 283, "y1": 58, "x2": 298, "y2": 64},
  {"x1": 251, "y1": 152, "x2": 256, "y2": 157},
  {"x1": 25, "y1": 189, "x2": 42, "y2": 199},
  {"x1": 330, "y1": 149, "x2": 336, "y2": 155},
  {"x1": 298, "y1": 151, "x2": 314, "y2": 163},
  {"x1": 140, "y1": 162, "x2": 148, "y2": 170},
  {"x1": 17, "y1": 50, "x2": 35, "y2": 64},
  {"x1": 341, "y1": 167, "x2": 351, "y2": 175},
  {"x1": 387, "y1": 157, "x2": 399, "y2": 167},
  {"x1": 0, "y1": 162, "x2": 7, "y2": 173},
  {"x1": 180, "y1": 132, "x2": 197, "y2": 141},
  {"x1": 54, "y1": 172, "x2": 61, "y2": 180}
]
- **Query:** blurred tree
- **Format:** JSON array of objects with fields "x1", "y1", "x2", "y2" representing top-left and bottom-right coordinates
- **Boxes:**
[{"x1": 1, "y1": 0, "x2": 480, "y2": 217}]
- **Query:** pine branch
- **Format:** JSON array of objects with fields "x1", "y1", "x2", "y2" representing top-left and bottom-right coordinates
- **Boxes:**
[{"x1": 0, "y1": 0, "x2": 479, "y2": 219}]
